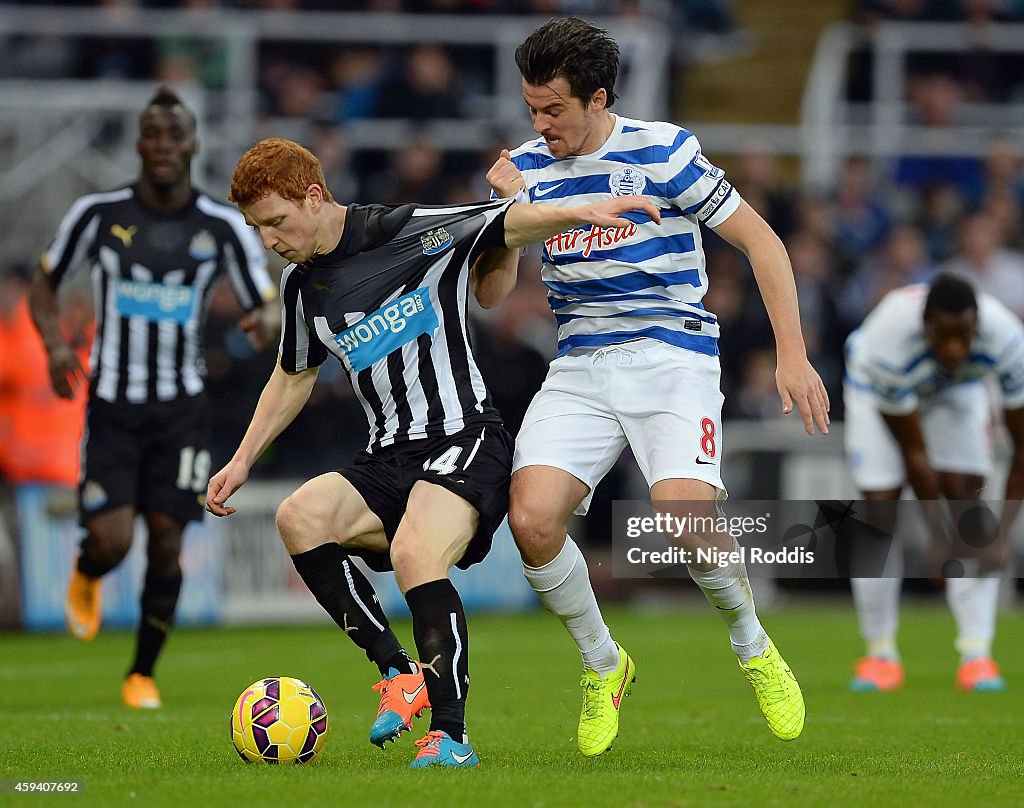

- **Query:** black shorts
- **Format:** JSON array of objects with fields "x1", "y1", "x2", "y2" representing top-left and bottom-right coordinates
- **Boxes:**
[
  {"x1": 340, "y1": 421, "x2": 514, "y2": 572},
  {"x1": 79, "y1": 394, "x2": 210, "y2": 525}
]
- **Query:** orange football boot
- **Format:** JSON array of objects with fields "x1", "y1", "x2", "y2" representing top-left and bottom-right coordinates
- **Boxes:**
[
  {"x1": 849, "y1": 657, "x2": 904, "y2": 691},
  {"x1": 65, "y1": 568, "x2": 102, "y2": 642},
  {"x1": 369, "y1": 663, "x2": 430, "y2": 747},
  {"x1": 956, "y1": 658, "x2": 1005, "y2": 692},
  {"x1": 123, "y1": 673, "x2": 162, "y2": 709}
]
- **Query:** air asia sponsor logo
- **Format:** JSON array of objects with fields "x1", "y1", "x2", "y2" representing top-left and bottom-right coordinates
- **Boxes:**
[
  {"x1": 332, "y1": 287, "x2": 438, "y2": 372},
  {"x1": 544, "y1": 222, "x2": 638, "y2": 259},
  {"x1": 114, "y1": 279, "x2": 196, "y2": 324},
  {"x1": 420, "y1": 227, "x2": 454, "y2": 255}
]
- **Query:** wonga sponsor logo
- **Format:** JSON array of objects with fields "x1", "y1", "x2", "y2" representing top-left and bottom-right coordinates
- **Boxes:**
[
  {"x1": 114, "y1": 279, "x2": 196, "y2": 324},
  {"x1": 333, "y1": 287, "x2": 438, "y2": 371}
]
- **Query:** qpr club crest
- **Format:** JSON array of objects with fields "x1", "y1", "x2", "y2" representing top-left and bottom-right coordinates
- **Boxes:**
[
  {"x1": 609, "y1": 166, "x2": 646, "y2": 197},
  {"x1": 420, "y1": 227, "x2": 454, "y2": 255}
]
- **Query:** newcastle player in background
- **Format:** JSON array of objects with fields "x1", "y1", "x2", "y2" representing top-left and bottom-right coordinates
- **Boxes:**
[
  {"x1": 29, "y1": 87, "x2": 277, "y2": 710},
  {"x1": 206, "y1": 137, "x2": 660, "y2": 768}
]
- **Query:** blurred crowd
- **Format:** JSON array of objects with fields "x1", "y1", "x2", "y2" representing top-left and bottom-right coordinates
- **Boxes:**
[
  {"x1": 849, "y1": 0, "x2": 1024, "y2": 102},
  {"x1": 3, "y1": 1, "x2": 1024, "y2": 506},
  {"x1": 0, "y1": 0, "x2": 745, "y2": 97}
]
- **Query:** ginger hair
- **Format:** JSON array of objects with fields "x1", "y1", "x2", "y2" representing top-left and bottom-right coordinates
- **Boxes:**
[{"x1": 229, "y1": 137, "x2": 334, "y2": 206}]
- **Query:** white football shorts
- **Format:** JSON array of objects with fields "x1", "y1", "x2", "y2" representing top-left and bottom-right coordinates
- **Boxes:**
[
  {"x1": 843, "y1": 381, "x2": 991, "y2": 492},
  {"x1": 513, "y1": 339, "x2": 726, "y2": 515}
]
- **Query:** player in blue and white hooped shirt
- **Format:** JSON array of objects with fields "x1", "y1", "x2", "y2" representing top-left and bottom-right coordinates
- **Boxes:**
[
  {"x1": 206, "y1": 137, "x2": 660, "y2": 768},
  {"x1": 481, "y1": 17, "x2": 829, "y2": 755},
  {"x1": 844, "y1": 274, "x2": 1024, "y2": 693}
]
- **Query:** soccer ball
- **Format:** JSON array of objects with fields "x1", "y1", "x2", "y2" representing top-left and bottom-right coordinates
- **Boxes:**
[{"x1": 230, "y1": 677, "x2": 329, "y2": 764}]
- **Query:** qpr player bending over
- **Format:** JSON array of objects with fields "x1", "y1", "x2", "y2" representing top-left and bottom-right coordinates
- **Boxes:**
[
  {"x1": 206, "y1": 137, "x2": 660, "y2": 769},
  {"x1": 844, "y1": 274, "x2": 1024, "y2": 693}
]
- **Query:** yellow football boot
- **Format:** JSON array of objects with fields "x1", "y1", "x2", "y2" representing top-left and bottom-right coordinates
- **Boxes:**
[
  {"x1": 739, "y1": 638, "x2": 805, "y2": 741},
  {"x1": 578, "y1": 643, "x2": 636, "y2": 757}
]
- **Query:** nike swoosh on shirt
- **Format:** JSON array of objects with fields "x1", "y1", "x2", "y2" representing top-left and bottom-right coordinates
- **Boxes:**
[
  {"x1": 534, "y1": 182, "x2": 566, "y2": 198},
  {"x1": 402, "y1": 682, "x2": 426, "y2": 703}
]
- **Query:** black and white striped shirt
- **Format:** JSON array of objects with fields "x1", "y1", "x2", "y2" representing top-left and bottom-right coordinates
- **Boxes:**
[
  {"x1": 279, "y1": 198, "x2": 513, "y2": 452},
  {"x1": 42, "y1": 186, "x2": 273, "y2": 405}
]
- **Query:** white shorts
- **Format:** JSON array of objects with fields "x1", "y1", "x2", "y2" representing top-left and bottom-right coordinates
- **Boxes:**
[
  {"x1": 843, "y1": 381, "x2": 991, "y2": 491},
  {"x1": 513, "y1": 340, "x2": 725, "y2": 515}
]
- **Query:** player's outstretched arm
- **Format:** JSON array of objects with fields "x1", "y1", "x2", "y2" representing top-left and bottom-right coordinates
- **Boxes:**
[
  {"x1": 206, "y1": 363, "x2": 319, "y2": 517},
  {"x1": 712, "y1": 200, "x2": 829, "y2": 435},
  {"x1": 882, "y1": 411, "x2": 943, "y2": 501},
  {"x1": 503, "y1": 195, "x2": 661, "y2": 249},
  {"x1": 882, "y1": 410, "x2": 954, "y2": 573},
  {"x1": 988, "y1": 405, "x2": 1024, "y2": 571},
  {"x1": 27, "y1": 266, "x2": 86, "y2": 400},
  {"x1": 486, "y1": 148, "x2": 525, "y2": 200},
  {"x1": 471, "y1": 149, "x2": 527, "y2": 309},
  {"x1": 471, "y1": 247, "x2": 520, "y2": 309}
]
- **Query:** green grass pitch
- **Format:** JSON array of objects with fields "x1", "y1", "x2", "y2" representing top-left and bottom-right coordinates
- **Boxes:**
[{"x1": 2, "y1": 603, "x2": 1022, "y2": 807}]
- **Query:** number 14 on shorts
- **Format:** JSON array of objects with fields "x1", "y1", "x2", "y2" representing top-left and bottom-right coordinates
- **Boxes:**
[{"x1": 422, "y1": 431, "x2": 484, "y2": 475}]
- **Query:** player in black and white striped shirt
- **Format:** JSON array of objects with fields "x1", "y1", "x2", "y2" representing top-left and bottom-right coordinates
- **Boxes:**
[
  {"x1": 207, "y1": 137, "x2": 659, "y2": 768},
  {"x1": 276, "y1": 199, "x2": 508, "y2": 451},
  {"x1": 29, "y1": 87, "x2": 277, "y2": 710}
]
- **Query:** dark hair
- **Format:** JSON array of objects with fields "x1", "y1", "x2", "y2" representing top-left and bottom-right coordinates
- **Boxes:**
[
  {"x1": 515, "y1": 17, "x2": 619, "y2": 108},
  {"x1": 140, "y1": 85, "x2": 196, "y2": 130},
  {"x1": 229, "y1": 137, "x2": 334, "y2": 206},
  {"x1": 924, "y1": 273, "x2": 977, "y2": 320}
]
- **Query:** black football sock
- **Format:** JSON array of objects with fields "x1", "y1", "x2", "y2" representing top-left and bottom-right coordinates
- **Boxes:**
[
  {"x1": 77, "y1": 534, "x2": 119, "y2": 578},
  {"x1": 129, "y1": 573, "x2": 181, "y2": 677},
  {"x1": 405, "y1": 579, "x2": 470, "y2": 741},
  {"x1": 291, "y1": 543, "x2": 415, "y2": 677}
]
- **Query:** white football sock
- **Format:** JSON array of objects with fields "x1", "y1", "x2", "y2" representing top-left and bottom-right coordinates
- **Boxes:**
[
  {"x1": 687, "y1": 541, "x2": 767, "y2": 663},
  {"x1": 946, "y1": 573, "x2": 1000, "y2": 661},
  {"x1": 851, "y1": 577, "x2": 902, "y2": 660},
  {"x1": 523, "y1": 536, "x2": 620, "y2": 676}
]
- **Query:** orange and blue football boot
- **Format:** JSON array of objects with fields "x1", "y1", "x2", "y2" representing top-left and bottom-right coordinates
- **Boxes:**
[
  {"x1": 956, "y1": 657, "x2": 1005, "y2": 692},
  {"x1": 849, "y1": 656, "x2": 904, "y2": 692},
  {"x1": 408, "y1": 730, "x2": 479, "y2": 768},
  {"x1": 369, "y1": 663, "x2": 430, "y2": 747}
]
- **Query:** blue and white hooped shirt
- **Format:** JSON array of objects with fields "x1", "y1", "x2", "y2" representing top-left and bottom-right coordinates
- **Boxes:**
[
  {"x1": 505, "y1": 114, "x2": 741, "y2": 358},
  {"x1": 844, "y1": 284, "x2": 1024, "y2": 414}
]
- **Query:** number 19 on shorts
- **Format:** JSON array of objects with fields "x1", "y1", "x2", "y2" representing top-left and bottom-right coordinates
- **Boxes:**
[{"x1": 176, "y1": 446, "x2": 211, "y2": 492}]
